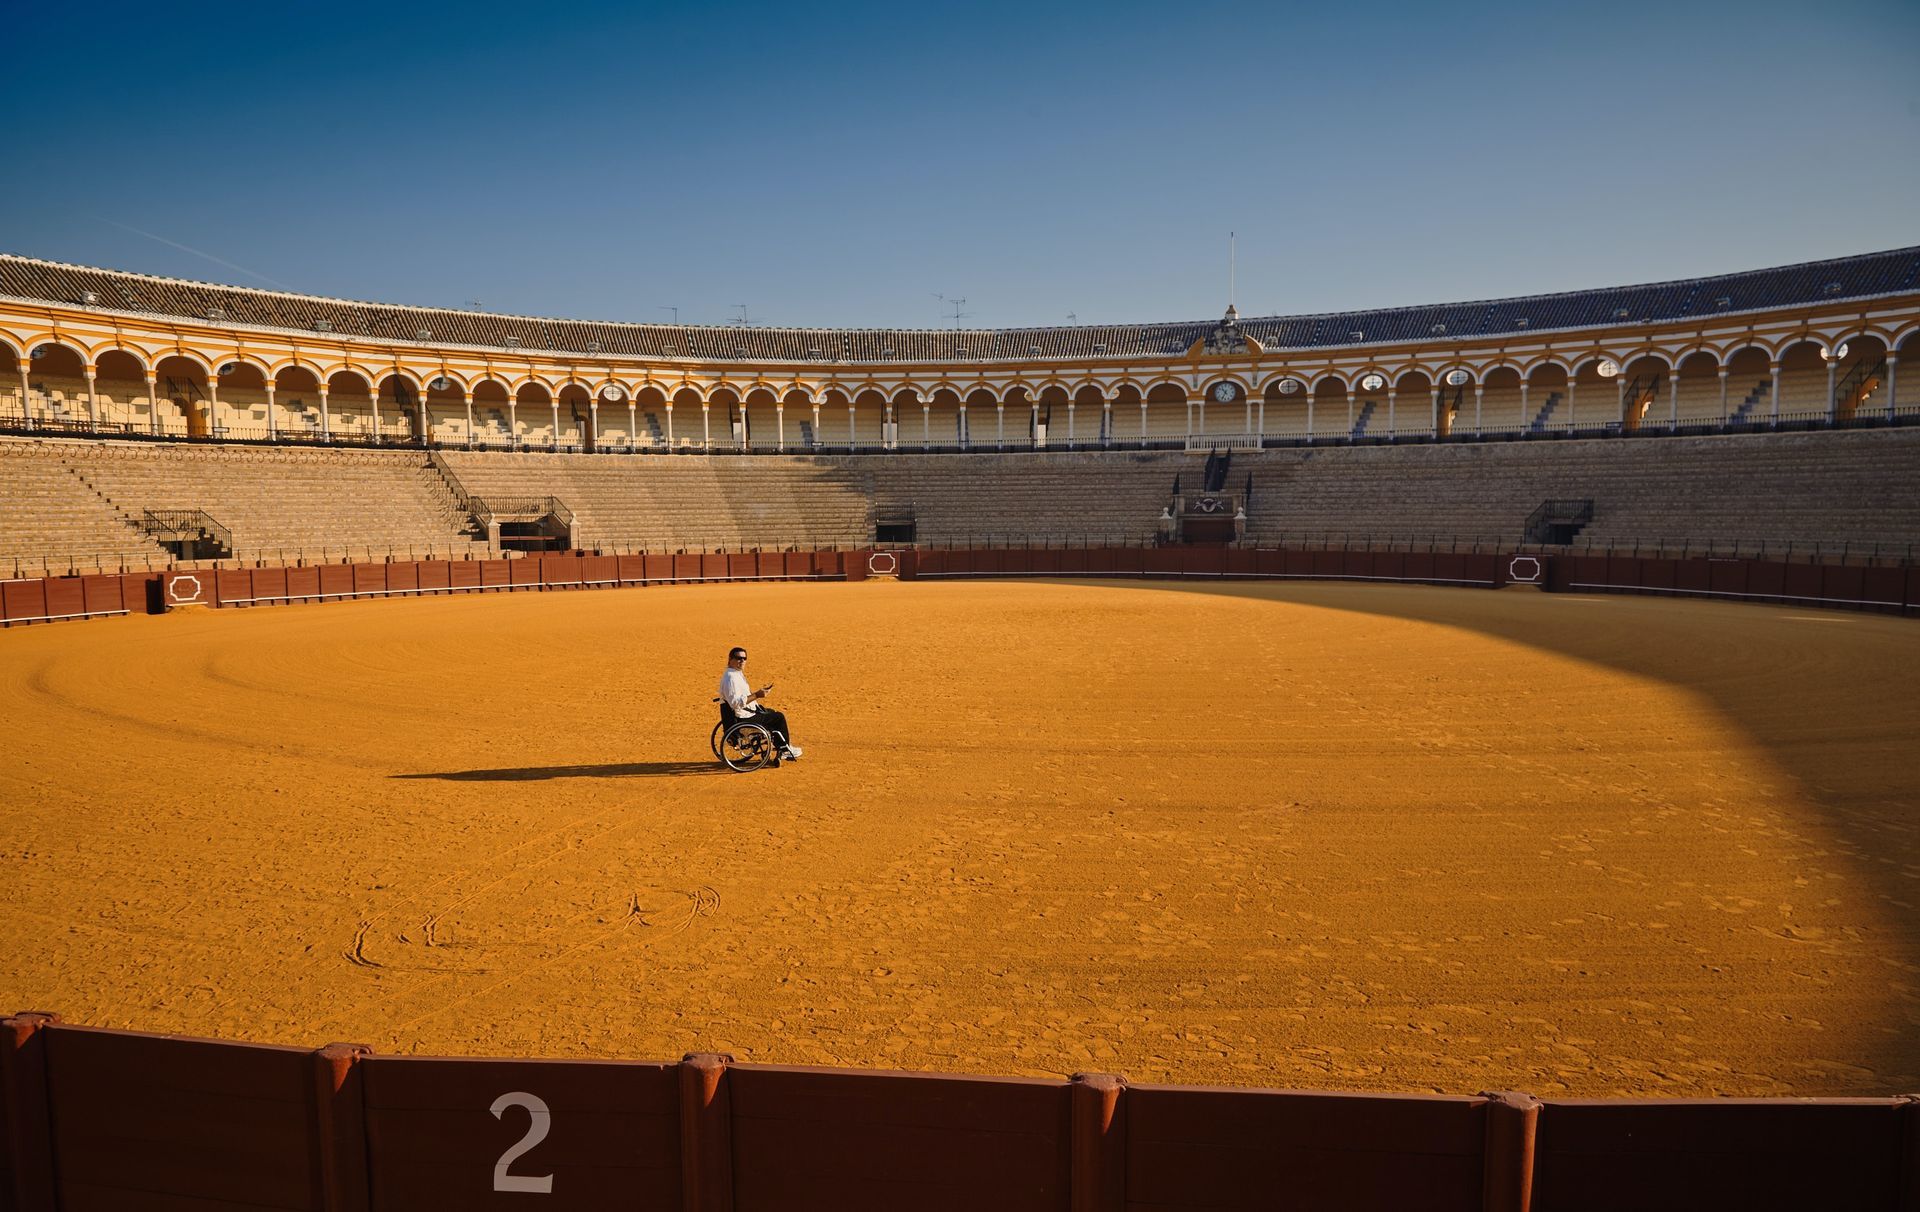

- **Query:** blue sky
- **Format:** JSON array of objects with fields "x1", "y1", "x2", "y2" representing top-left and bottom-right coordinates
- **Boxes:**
[{"x1": 5, "y1": 0, "x2": 1916, "y2": 328}]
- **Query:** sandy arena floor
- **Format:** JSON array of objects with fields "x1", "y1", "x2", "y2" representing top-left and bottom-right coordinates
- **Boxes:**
[{"x1": 2, "y1": 579, "x2": 1916, "y2": 1098}]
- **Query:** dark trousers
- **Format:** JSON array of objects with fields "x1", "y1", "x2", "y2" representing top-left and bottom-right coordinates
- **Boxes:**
[{"x1": 743, "y1": 708, "x2": 793, "y2": 748}]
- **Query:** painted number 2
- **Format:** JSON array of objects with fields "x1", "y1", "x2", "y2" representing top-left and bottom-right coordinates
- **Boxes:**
[{"x1": 490, "y1": 1091, "x2": 554, "y2": 1194}]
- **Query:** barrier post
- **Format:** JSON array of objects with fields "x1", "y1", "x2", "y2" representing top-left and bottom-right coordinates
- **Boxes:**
[
  {"x1": 680, "y1": 1052, "x2": 734, "y2": 1212},
  {"x1": 312, "y1": 1043, "x2": 373, "y2": 1212},
  {"x1": 1480, "y1": 1090, "x2": 1539, "y2": 1212},
  {"x1": 1, "y1": 1012, "x2": 60, "y2": 1212},
  {"x1": 1070, "y1": 1072, "x2": 1126, "y2": 1212}
]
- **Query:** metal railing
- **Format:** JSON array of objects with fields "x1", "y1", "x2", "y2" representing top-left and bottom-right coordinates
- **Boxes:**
[{"x1": 138, "y1": 508, "x2": 233, "y2": 554}]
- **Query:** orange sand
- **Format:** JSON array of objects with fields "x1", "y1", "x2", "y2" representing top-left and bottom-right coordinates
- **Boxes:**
[{"x1": 1, "y1": 579, "x2": 1916, "y2": 1097}]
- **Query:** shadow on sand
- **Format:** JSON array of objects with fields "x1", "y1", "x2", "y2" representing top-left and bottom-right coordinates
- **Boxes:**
[
  {"x1": 394, "y1": 760, "x2": 724, "y2": 782},
  {"x1": 1088, "y1": 576, "x2": 1920, "y2": 1089}
]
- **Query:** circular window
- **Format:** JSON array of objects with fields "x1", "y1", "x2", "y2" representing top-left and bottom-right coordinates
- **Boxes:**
[
  {"x1": 1596, "y1": 359, "x2": 1620, "y2": 379},
  {"x1": 1359, "y1": 373, "x2": 1386, "y2": 392},
  {"x1": 602, "y1": 385, "x2": 627, "y2": 402},
  {"x1": 1445, "y1": 369, "x2": 1470, "y2": 387},
  {"x1": 1277, "y1": 378, "x2": 1303, "y2": 396}
]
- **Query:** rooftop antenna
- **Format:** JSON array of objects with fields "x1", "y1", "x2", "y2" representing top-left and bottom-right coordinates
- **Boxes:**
[
  {"x1": 731, "y1": 304, "x2": 752, "y2": 326},
  {"x1": 933, "y1": 293, "x2": 972, "y2": 326},
  {"x1": 658, "y1": 306, "x2": 679, "y2": 324},
  {"x1": 464, "y1": 297, "x2": 487, "y2": 311},
  {"x1": 1066, "y1": 312, "x2": 1078, "y2": 323}
]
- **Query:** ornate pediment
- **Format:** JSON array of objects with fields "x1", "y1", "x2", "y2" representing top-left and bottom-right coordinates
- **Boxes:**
[{"x1": 1186, "y1": 304, "x2": 1265, "y2": 358}]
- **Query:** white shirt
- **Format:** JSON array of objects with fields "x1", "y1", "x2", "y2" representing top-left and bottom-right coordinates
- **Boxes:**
[{"x1": 720, "y1": 667, "x2": 757, "y2": 715}]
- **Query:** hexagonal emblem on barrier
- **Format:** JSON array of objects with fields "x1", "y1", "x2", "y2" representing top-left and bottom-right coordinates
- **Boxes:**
[
  {"x1": 867, "y1": 551, "x2": 899, "y2": 576},
  {"x1": 1507, "y1": 555, "x2": 1543, "y2": 584},
  {"x1": 165, "y1": 573, "x2": 205, "y2": 605}
]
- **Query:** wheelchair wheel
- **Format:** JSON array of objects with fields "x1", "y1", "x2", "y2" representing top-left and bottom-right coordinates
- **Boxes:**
[
  {"x1": 720, "y1": 723, "x2": 775, "y2": 772},
  {"x1": 710, "y1": 720, "x2": 726, "y2": 758}
]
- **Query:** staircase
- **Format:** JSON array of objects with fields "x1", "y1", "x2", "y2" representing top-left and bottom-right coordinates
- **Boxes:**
[
  {"x1": 1524, "y1": 498, "x2": 1595, "y2": 545},
  {"x1": 1728, "y1": 379, "x2": 1770, "y2": 425},
  {"x1": 138, "y1": 509, "x2": 234, "y2": 560},
  {"x1": 1350, "y1": 400, "x2": 1376, "y2": 439},
  {"x1": 1620, "y1": 375, "x2": 1661, "y2": 431},
  {"x1": 643, "y1": 411, "x2": 666, "y2": 444},
  {"x1": 1836, "y1": 358, "x2": 1887, "y2": 420},
  {"x1": 1528, "y1": 391, "x2": 1562, "y2": 433},
  {"x1": 425, "y1": 451, "x2": 492, "y2": 544}
]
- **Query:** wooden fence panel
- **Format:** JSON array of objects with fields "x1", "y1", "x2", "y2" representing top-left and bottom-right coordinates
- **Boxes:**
[
  {"x1": 1532, "y1": 1098, "x2": 1907, "y2": 1212},
  {"x1": 287, "y1": 566, "x2": 322, "y2": 600},
  {"x1": 582, "y1": 556, "x2": 618, "y2": 585},
  {"x1": 1708, "y1": 559, "x2": 1747, "y2": 596},
  {"x1": 319, "y1": 564, "x2": 354, "y2": 598},
  {"x1": 385, "y1": 562, "x2": 419, "y2": 594},
  {"x1": 360, "y1": 1056, "x2": 680, "y2": 1212},
  {"x1": 42, "y1": 580, "x2": 86, "y2": 620},
  {"x1": 79, "y1": 575, "x2": 125, "y2": 616},
  {"x1": 2, "y1": 578, "x2": 48, "y2": 623},
  {"x1": 727, "y1": 1066, "x2": 1069, "y2": 1212},
  {"x1": 542, "y1": 556, "x2": 584, "y2": 587},
  {"x1": 728, "y1": 554, "x2": 756, "y2": 579},
  {"x1": 1675, "y1": 559, "x2": 1711, "y2": 594},
  {"x1": 1746, "y1": 560, "x2": 1786, "y2": 599},
  {"x1": 417, "y1": 561, "x2": 450, "y2": 593},
  {"x1": 40, "y1": 1025, "x2": 320, "y2": 1211},
  {"x1": 351, "y1": 564, "x2": 385, "y2": 596},
  {"x1": 478, "y1": 559, "x2": 513, "y2": 589},
  {"x1": 1861, "y1": 567, "x2": 1905, "y2": 609},
  {"x1": 1124, "y1": 1086, "x2": 1487, "y2": 1212},
  {"x1": 701, "y1": 555, "x2": 729, "y2": 581},
  {"x1": 509, "y1": 559, "x2": 541, "y2": 587},
  {"x1": 1781, "y1": 563, "x2": 1824, "y2": 602},
  {"x1": 449, "y1": 560, "x2": 482, "y2": 590},
  {"x1": 1822, "y1": 565, "x2": 1865, "y2": 606},
  {"x1": 250, "y1": 566, "x2": 289, "y2": 603}
]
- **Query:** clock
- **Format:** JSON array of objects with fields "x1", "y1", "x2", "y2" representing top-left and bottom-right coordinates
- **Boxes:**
[{"x1": 1211, "y1": 382, "x2": 1236, "y2": 402}]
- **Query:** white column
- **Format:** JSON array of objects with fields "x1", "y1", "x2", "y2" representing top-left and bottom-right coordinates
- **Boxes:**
[
  {"x1": 1717, "y1": 368, "x2": 1729, "y2": 426},
  {"x1": 959, "y1": 403, "x2": 970, "y2": 449},
  {"x1": 589, "y1": 400, "x2": 599, "y2": 449},
  {"x1": 1825, "y1": 356, "x2": 1839, "y2": 424},
  {"x1": 1345, "y1": 391, "x2": 1354, "y2": 439},
  {"x1": 922, "y1": 403, "x2": 931, "y2": 450},
  {"x1": 627, "y1": 401, "x2": 637, "y2": 451},
  {"x1": 665, "y1": 404, "x2": 675, "y2": 447},
  {"x1": 1473, "y1": 384, "x2": 1483, "y2": 436},
  {"x1": 997, "y1": 401, "x2": 1006, "y2": 448},
  {"x1": 1066, "y1": 401, "x2": 1076, "y2": 449},
  {"x1": 1565, "y1": 380, "x2": 1576, "y2": 433},
  {"x1": 1519, "y1": 381, "x2": 1530, "y2": 430},
  {"x1": 1769, "y1": 363, "x2": 1781, "y2": 427},
  {"x1": 1139, "y1": 398, "x2": 1148, "y2": 443},
  {"x1": 149, "y1": 374, "x2": 162, "y2": 435},
  {"x1": 1029, "y1": 401, "x2": 1039, "y2": 449},
  {"x1": 208, "y1": 375, "x2": 222, "y2": 438},
  {"x1": 1243, "y1": 393, "x2": 1252, "y2": 434},
  {"x1": 265, "y1": 381, "x2": 278, "y2": 440},
  {"x1": 372, "y1": 384, "x2": 382, "y2": 440},
  {"x1": 550, "y1": 397, "x2": 561, "y2": 449},
  {"x1": 811, "y1": 401, "x2": 822, "y2": 447},
  {"x1": 1386, "y1": 389, "x2": 1396, "y2": 441},
  {"x1": 847, "y1": 400, "x2": 856, "y2": 449},
  {"x1": 16, "y1": 365, "x2": 28, "y2": 422},
  {"x1": 1615, "y1": 376, "x2": 1626, "y2": 429},
  {"x1": 509, "y1": 396, "x2": 519, "y2": 446},
  {"x1": 1195, "y1": 394, "x2": 1206, "y2": 435},
  {"x1": 1885, "y1": 355, "x2": 1898, "y2": 421},
  {"x1": 777, "y1": 404, "x2": 786, "y2": 452},
  {"x1": 1429, "y1": 387, "x2": 1440, "y2": 439},
  {"x1": 1184, "y1": 395, "x2": 1193, "y2": 437},
  {"x1": 463, "y1": 392, "x2": 475, "y2": 447},
  {"x1": 83, "y1": 367, "x2": 99, "y2": 428},
  {"x1": 1102, "y1": 399, "x2": 1112, "y2": 448},
  {"x1": 319, "y1": 385, "x2": 331, "y2": 439},
  {"x1": 1255, "y1": 392, "x2": 1265, "y2": 438},
  {"x1": 884, "y1": 402, "x2": 894, "y2": 450},
  {"x1": 702, "y1": 402, "x2": 712, "y2": 451},
  {"x1": 1667, "y1": 369, "x2": 1679, "y2": 432}
]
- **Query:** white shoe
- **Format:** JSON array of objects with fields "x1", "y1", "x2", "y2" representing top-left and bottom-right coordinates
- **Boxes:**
[{"x1": 783, "y1": 745, "x2": 803, "y2": 760}]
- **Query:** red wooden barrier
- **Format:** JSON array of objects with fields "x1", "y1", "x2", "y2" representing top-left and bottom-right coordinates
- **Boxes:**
[
  {"x1": 385, "y1": 562, "x2": 419, "y2": 595},
  {"x1": 726, "y1": 1064, "x2": 1069, "y2": 1212},
  {"x1": 542, "y1": 555, "x2": 584, "y2": 587},
  {"x1": 360, "y1": 1054, "x2": 680, "y2": 1211},
  {"x1": 1, "y1": 1013, "x2": 60, "y2": 1211},
  {"x1": 79, "y1": 575, "x2": 123, "y2": 616},
  {"x1": 351, "y1": 563, "x2": 385, "y2": 596},
  {"x1": 450, "y1": 560, "x2": 482, "y2": 590},
  {"x1": 727, "y1": 554, "x2": 755, "y2": 579},
  {"x1": 1531, "y1": 1097, "x2": 1910, "y2": 1211},
  {"x1": 1124, "y1": 1085, "x2": 1488, "y2": 1211},
  {"x1": 582, "y1": 555, "x2": 618, "y2": 585},
  {"x1": 319, "y1": 564, "x2": 354, "y2": 598},
  {"x1": 37, "y1": 1025, "x2": 325, "y2": 1210}
]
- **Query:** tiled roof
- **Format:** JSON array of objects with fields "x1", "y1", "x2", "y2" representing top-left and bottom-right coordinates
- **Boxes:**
[{"x1": 1, "y1": 247, "x2": 1915, "y2": 364}]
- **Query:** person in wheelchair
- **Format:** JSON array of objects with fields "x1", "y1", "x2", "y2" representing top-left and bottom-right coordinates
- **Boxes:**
[{"x1": 719, "y1": 646, "x2": 801, "y2": 761}]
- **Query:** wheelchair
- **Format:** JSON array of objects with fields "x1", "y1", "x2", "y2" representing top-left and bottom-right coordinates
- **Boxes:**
[{"x1": 710, "y1": 698, "x2": 781, "y2": 772}]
